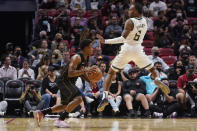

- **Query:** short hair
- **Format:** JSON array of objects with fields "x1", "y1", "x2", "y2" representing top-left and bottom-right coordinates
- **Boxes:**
[
  {"x1": 2, "y1": 55, "x2": 9, "y2": 63},
  {"x1": 154, "y1": 61, "x2": 162, "y2": 66},
  {"x1": 134, "y1": 2, "x2": 143, "y2": 14},
  {"x1": 79, "y1": 39, "x2": 92, "y2": 50}
]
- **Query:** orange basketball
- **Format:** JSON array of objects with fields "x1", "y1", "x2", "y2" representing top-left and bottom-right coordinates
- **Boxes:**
[{"x1": 87, "y1": 66, "x2": 103, "y2": 83}]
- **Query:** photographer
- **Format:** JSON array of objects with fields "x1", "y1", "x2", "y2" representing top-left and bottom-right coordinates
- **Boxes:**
[
  {"x1": 177, "y1": 65, "x2": 197, "y2": 112},
  {"x1": 20, "y1": 82, "x2": 44, "y2": 113}
]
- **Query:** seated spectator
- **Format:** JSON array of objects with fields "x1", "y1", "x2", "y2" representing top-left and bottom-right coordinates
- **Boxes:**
[
  {"x1": 29, "y1": 39, "x2": 52, "y2": 65},
  {"x1": 154, "y1": 62, "x2": 167, "y2": 78},
  {"x1": 148, "y1": 47, "x2": 169, "y2": 70},
  {"x1": 0, "y1": 56, "x2": 17, "y2": 80},
  {"x1": 179, "y1": 51, "x2": 190, "y2": 66},
  {"x1": 154, "y1": 11, "x2": 168, "y2": 32},
  {"x1": 177, "y1": 65, "x2": 197, "y2": 112},
  {"x1": 0, "y1": 101, "x2": 7, "y2": 116},
  {"x1": 37, "y1": 65, "x2": 48, "y2": 81},
  {"x1": 170, "y1": 9, "x2": 188, "y2": 28},
  {"x1": 41, "y1": 66, "x2": 58, "y2": 109},
  {"x1": 188, "y1": 55, "x2": 197, "y2": 67},
  {"x1": 70, "y1": 0, "x2": 86, "y2": 11},
  {"x1": 20, "y1": 82, "x2": 44, "y2": 114},
  {"x1": 51, "y1": 33, "x2": 67, "y2": 51},
  {"x1": 168, "y1": 60, "x2": 185, "y2": 80},
  {"x1": 32, "y1": 30, "x2": 47, "y2": 47},
  {"x1": 122, "y1": 68, "x2": 151, "y2": 118},
  {"x1": 151, "y1": 78, "x2": 182, "y2": 118},
  {"x1": 11, "y1": 46, "x2": 25, "y2": 69},
  {"x1": 18, "y1": 59, "x2": 35, "y2": 80},
  {"x1": 171, "y1": 17, "x2": 184, "y2": 40},
  {"x1": 178, "y1": 36, "x2": 191, "y2": 54},
  {"x1": 149, "y1": 0, "x2": 167, "y2": 17},
  {"x1": 105, "y1": 16, "x2": 122, "y2": 38},
  {"x1": 71, "y1": 10, "x2": 88, "y2": 27},
  {"x1": 108, "y1": 73, "x2": 122, "y2": 114},
  {"x1": 60, "y1": 51, "x2": 70, "y2": 67}
]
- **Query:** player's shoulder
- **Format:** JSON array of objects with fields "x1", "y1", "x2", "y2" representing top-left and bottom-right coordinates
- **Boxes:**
[{"x1": 71, "y1": 53, "x2": 82, "y2": 62}]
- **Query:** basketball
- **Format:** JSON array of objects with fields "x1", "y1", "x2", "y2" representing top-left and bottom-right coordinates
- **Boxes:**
[{"x1": 87, "y1": 66, "x2": 103, "y2": 83}]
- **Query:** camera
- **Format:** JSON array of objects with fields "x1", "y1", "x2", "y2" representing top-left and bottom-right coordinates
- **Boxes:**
[
  {"x1": 29, "y1": 85, "x2": 35, "y2": 90},
  {"x1": 185, "y1": 81, "x2": 197, "y2": 89}
]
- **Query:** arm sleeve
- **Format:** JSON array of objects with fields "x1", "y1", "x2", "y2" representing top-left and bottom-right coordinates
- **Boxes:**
[{"x1": 105, "y1": 36, "x2": 126, "y2": 44}]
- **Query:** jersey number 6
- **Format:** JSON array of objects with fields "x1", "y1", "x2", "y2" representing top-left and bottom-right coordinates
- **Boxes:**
[{"x1": 133, "y1": 30, "x2": 141, "y2": 41}]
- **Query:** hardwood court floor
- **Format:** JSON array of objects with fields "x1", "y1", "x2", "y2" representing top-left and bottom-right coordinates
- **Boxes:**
[{"x1": 0, "y1": 118, "x2": 197, "y2": 131}]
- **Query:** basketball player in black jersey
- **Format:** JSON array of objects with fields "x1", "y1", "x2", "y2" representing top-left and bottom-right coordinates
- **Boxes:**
[{"x1": 33, "y1": 39, "x2": 96, "y2": 127}]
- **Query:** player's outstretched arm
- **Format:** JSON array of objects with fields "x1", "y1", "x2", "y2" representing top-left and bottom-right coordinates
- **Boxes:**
[{"x1": 97, "y1": 19, "x2": 134, "y2": 44}]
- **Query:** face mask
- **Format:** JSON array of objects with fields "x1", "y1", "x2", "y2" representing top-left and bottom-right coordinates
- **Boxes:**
[
  {"x1": 154, "y1": 52, "x2": 159, "y2": 56},
  {"x1": 187, "y1": 73, "x2": 193, "y2": 79},
  {"x1": 56, "y1": 38, "x2": 62, "y2": 43},
  {"x1": 38, "y1": 54, "x2": 43, "y2": 59},
  {"x1": 156, "y1": 68, "x2": 162, "y2": 72},
  {"x1": 15, "y1": 51, "x2": 21, "y2": 56},
  {"x1": 176, "y1": 13, "x2": 182, "y2": 17}
]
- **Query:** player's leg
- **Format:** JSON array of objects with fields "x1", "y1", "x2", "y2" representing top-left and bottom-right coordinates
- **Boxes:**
[
  {"x1": 134, "y1": 47, "x2": 170, "y2": 95},
  {"x1": 97, "y1": 44, "x2": 130, "y2": 112}
]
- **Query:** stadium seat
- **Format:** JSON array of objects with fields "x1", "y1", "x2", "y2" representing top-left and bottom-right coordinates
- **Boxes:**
[
  {"x1": 187, "y1": 17, "x2": 197, "y2": 25},
  {"x1": 0, "y1": 77, "x2": 12, "y2": 85},
  {"x1": 142, "y1": 40, "x2": 154, "y2": 48},
  {"x1": 159, "y1": 48, "x2": 175, "y2": 57},
  {"x1": 161, "y1": 56, "x2": 177, "y2": 66},
  {"x1": 4, "y1": 80, "x2": 24, "y2": 115},
  {"x1": 84, "y1": 10, "x2": 101, "y2": 18},
  {"x1": 143, "y1": 48, "x2": 152, "y2": 55},
  {"x1": 0, "y1": 80, "x2": 4, "y2": 100},
  {"x1": 146, "y1": 31, "x2": 154, "y2": 40},
  {"x1": 70, "y1": 10, "x2": 79, "y2": 17},
  {"x1": 18, "y1": 77, "x2": 32, "y2": 85}
]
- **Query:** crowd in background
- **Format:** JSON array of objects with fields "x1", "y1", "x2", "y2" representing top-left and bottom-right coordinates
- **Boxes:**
[{"x1": 0, "y1": 0, "x2": 197, "y2": 118}]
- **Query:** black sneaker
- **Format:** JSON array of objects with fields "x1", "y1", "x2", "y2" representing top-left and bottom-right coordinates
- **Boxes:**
[
  {"x1": 97, "y1": 98, "x2": 109, "y2": 112},
  {"x1": 144, "y1": 110, "x2": 151, "y2": 118},
  {"x1": 127, "y1": 109, "x2": 136, "y2": 118}
]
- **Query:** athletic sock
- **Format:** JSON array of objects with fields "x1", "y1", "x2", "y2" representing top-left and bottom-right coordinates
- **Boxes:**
[
  {"x1": 59, "y1": 111, "x2": 68, "y2": 121},
  {"x1": 41, "y1": 107, "x2": 52, "y2": 115},
  {"x1": 102, "y1": 91, "x2": 108, "y2": 100}
]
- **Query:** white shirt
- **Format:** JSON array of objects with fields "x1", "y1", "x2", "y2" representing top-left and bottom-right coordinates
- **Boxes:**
[
  {"x1": 18, "y1": 68, "x2": 35, "y2": 80},
  {"x1": 0, "y1": 65, "x2": 17, "y2": 80},
  {"x1": 149, "y1": 1, "x2": 167, "y2": 16},
  {"x1": 148, "y1": 55, "x2": 169, "y2": 70}
]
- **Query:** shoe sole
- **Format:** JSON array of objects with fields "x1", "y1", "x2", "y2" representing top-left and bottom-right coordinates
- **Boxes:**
[
  {"x1": 33, "y1": 111, "x2": 40, "y2": 127},
  {"x1": 97, "y1": 102, "x2": 109, "y2": 112},
  {"x1": 154, "y1": 80, "x2": 170, "y2": 94}
]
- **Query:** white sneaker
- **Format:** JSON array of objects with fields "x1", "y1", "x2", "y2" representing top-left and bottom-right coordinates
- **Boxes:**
[
  {"x1": 85, "y1": 96, "x2": 94, "y2": 103},
  {"x1": 153, "y1": 112, "x2": 163, "y2": 118},
  {"x1": 53, "y1": 119, "x2": 70, "y2": 128},
  {"x1": 113, "y1": 108, "x2": 119, "y2": 113},
  {"x1": 0, "y1": 112, "x2": 4, "y2": 116}
]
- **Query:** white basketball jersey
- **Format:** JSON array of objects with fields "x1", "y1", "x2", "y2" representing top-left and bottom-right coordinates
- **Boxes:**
[{"x1": 125, "y1": 17, "x2": 147, "y2": 45}]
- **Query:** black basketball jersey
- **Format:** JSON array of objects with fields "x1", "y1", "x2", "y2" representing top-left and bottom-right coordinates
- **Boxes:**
[{"x1": 60, "y1": 52, "x2": 89, "y2": 85}]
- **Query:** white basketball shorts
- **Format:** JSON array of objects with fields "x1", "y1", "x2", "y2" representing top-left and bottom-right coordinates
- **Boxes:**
[{"x1": 111, "y1": 43, "x2": 153, "y2": 72}]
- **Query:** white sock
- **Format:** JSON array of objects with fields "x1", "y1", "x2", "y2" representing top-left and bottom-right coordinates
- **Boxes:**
[{"x1": 102, "y1": 91, "x2": 108, "y2": 100}]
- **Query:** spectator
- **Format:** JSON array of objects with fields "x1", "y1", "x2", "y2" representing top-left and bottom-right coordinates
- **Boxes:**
[
  {"x1": 177, "y1": 65, "x2": 197, "y2": 113},
  {"x1": 154, "y1": 11, "x2": 168, "y2": 32},
  {"x1": 188, "y1": 55, "x2": 197, "y2": 67},
  {"x1": 70, "y1": 0, "x2": 86, "y2": 11},
  {"x1": 41, "y1": 66, "x2": 58, "y2": 109},
  {"x1": 0, "y1": 56, "x2": 17, "y2": 80},
  {"x1": 168, "y1": 60, "x2": 185, "y2": 80},
  {"x1": 171, "y1": 17, "x2": 184, "y2": 40},
  {"x1": 108, "y1": 73, "x2": 122, "y2": 114},
  {"x1": 105, "y1": 16, "x2": 122, "y2": 38},
  {"x1": 148, "y1": 47, "x2": 169, "y2": 70},
  {"x1": 71, "y1": 10, "x2": 88, "y2": 27},
  {"x1": 0, "y1": 101, "x2": 7, "y2": 116},
  {"x1": 149, "y1": 0, "x2": 167, "y2": 17},
  {"x1": 151, "y1": 78, "x2": 182, "y2": 118},
  {"x1": 60, "y1": 51, "x2": 70, "y2": 67},
  {"x1": 51, "y1": 33, "x2": 67, "y2": 52},
  {"x1": 37, "y1": 65, "x2": 48, "y2": 81},
  {"x1": 154, "y1": 62, "x2": 167, "y2": 78},
  {"x1": 170, "y1": 9, "x2": 188, "y2": 28},
  {"x1": 32, "y1": 30, "x2": 48, "y2": 49},
  {"x1": 18, "y1": 59, "x2": 35, "y2": 80},
  {"x1": 122, "y1": 68, "x2": 151, "y2": 118},
  {"x1": 20, "y1": 82, "x2": 44, "y2": 114},
  {"x1": 179, "y1": 51, "x2": 190, "y2": 66},
  {"x1": 11, "y1": 46, "x2": 25, "y2": 69}
]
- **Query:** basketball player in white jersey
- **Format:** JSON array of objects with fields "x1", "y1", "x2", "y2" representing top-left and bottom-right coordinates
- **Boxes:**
[{"x1": 96, "y1": 2, "x2": 170, "y2": 112}]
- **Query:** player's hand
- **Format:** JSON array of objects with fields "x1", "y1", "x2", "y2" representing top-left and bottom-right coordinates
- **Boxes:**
[
  {"x1": 96, "y1": 34, "x2": 104, "y2": 43},
  {"x1": 90, "y1": 81, "x2": 96, "y2": 89},
  {"x1": 52, "y1": 94, "x2": 57, "y2": 98},
  {"x1": 86, "y1": 66, "x2": 97, "y2": 74},
  {"x1": 80, "y1": 107, "x2": 86, "y2": 113}
]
